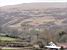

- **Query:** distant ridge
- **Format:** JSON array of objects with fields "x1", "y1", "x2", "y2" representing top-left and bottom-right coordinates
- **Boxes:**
[{"x1": 0, "y1": 2, "x2": 67, "y2": 10}]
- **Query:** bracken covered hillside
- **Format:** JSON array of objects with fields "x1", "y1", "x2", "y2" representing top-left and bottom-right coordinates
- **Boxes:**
[{"x1": 0, "y1": 3, "x2": 67, "y2": 43}]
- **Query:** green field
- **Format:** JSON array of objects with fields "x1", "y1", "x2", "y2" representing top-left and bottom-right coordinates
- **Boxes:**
[
  {"x1": 0, "y1": 36, "x2": 17, "y2": 41},
  {"x1": 0, "y1": 36, "x2": 22, "y2": 50}
]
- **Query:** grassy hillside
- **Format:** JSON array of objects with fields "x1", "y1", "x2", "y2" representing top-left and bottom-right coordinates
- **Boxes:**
[{"x1": 0, "y1": 3, "x2": 67, "y2": 43}]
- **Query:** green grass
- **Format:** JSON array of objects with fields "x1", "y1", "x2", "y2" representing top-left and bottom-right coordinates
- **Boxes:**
[
  {"x1": 2, "y1": 49, "x2": 18, "y2": 50},
  {"x1": 3, "y1": 49, "x2": 20, "y2": 50},
  {"x1": 0, "y1": 37, "x2": 16, "y2": 41},
  {"x1": 2, "y1": 47, "x2": 22, "y2": 50},
  {"x1": 3, "y1": 49, "x2": 15, "y2": 50},
  {"x1": 0, "y1": 36, "x2": 16, "y2": 41},
  {"x1": 0, "y1": 36, "x2": 22, "y2": 50}
]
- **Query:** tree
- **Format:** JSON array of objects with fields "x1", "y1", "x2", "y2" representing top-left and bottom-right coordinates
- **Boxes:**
[
  {"x1": 59, "y1": 31, "x2": 66, "y2": 37},
  {"x1": 58, "y1": 31, "x2": 67, "y2": 42}
]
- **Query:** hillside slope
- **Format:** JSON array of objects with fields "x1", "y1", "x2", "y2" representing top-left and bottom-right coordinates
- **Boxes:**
[{"x1": 0, "y1": 3, "x2": 67, "y2": 43}]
